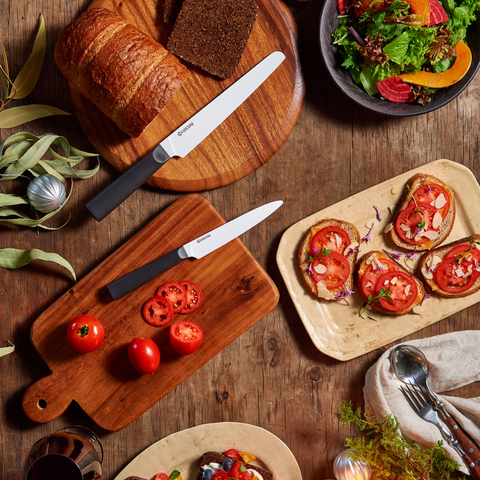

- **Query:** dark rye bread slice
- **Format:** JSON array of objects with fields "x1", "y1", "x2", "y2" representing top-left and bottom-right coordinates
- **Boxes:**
[
  {"x1": 297, "y1": 219, "x2": 360, "y2": 301},
  {"x1": 167, "y1": 0, "x2": 258, "y2": 79},
  {"x1": 386, "y1": 173, "x2": 456, "y2": 252},
  {"x1": 356, "y1": 250, "x2": 425, "y2": 316},
  {"x1": 196, "y1": 451, "x2": 273, "y2": 480},
  {"x1": 164, "y1": 0, "x2": 184, "y2": 23},
  {"x1": 419, "y1": 235, "x2": 480, "y2": 298}
]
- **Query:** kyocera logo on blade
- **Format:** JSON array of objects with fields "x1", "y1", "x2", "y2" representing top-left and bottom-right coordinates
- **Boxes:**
[{"x1": 177, "y1": 122, "x2": 194, "y2": 136}]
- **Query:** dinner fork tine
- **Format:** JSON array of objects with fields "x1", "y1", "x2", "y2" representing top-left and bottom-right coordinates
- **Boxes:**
[{"x1": 400, "y1": 383, "x2": 480, "y2": 480}]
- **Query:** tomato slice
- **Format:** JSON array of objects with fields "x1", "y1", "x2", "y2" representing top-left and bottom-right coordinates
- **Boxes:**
[
  {"x1": 179, "y1": 280, "x2": 203, "y2": 314},
  {"x1": 310, "y1": 250, "x2": 350, "y2": 290},
  {"x1": 435, "y1": 257, "x2": 480, "y2": 294},
  {"x1": 143, "y1": 296, "x2": 174, "y2": 326},
  {"x1": 230, "y1": 462, "x2": 253, "y2": 480},
  {"x1": 156, "y1": 281, "x2": 187, "y2": 313},
  {"x1": 413, "y1": 184, "x2": 450, "y2": 214},
  {"x1": 360, "y1": 258, "x2": 399, "y2": 298},
  {"x1": 375, "y1": 271, "x2": 418, "y2": 312},
  {"x1": 211, "y1": 473, "x2": 230, "y2": 480},
  {"x1": 224, "y1": 449, "x2": 241, "y2": 460},
  {"x1": 395, "y1": 201, "x2": 441, "y2": 245},
  {"x1": 445, "y1": 244, "x2": 480, "y2": 262},
  {"x1": 169, "y1": 320, "x2": 204, "y2": 355},
  {"x1": 310, "y1": 226, "x2": 351, "y2": 254}
]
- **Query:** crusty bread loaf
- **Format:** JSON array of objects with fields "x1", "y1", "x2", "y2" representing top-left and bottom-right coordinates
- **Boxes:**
[
  {"x1": 419, "y1": 235, "x2": 480, "y2": 298},
  {"x1": 167, "y1": 0, "x2": 258, "y2": 79},
  {"x1": 356, "y1": 250, "x2": 425, "y2": 316},
  {"x1": 196, "y1": 451, "x2": 273, "y2": 480},
  {"x1": 55, "y1": 8, "x2": 188, "y2": 138},
  {"x1": 298, "y1": 219, "x2": 360, "y2": 301},
  {"x1": 386, "y1": 173, "x2": 455, "y2": 251}
]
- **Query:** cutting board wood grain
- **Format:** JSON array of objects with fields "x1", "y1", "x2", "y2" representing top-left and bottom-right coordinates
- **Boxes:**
[
  {"x1": 22, "y1": 194, "x2": 280, "y2": 431},
  {"x1": 69, "y1": 0, "x2": 304, "y2": 192}
]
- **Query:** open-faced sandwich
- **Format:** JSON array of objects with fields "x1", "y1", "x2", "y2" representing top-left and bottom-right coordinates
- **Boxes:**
[
  {"x1": 298, "y1": 219, "x2": 360, "y2": 301},
  {"x1": 386, "y1": 174, "x2": 455, "y2": 251},
  {"x1": 419, "y1": 235, "x2": 480, "y2": 298},
  {"x1": 197, "y1": 451, "x2": 272, "y2": 480},
  {"x1": 356, "y1": 250, "x2": 425, "y2": 316}
]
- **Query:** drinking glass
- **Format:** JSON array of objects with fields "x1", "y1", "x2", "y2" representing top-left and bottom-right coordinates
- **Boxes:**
[{"x1": 24, "y1": 425, "x2": 103, "y2": 480}]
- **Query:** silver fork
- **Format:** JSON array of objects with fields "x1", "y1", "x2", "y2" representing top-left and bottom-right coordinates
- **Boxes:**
[{"x1": 400, "y1": 383, "x2": 480, "y2": 480}]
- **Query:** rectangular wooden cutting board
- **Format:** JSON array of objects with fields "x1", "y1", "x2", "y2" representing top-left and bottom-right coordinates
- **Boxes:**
[{"x1": 22, "y1": 194, "x2": 280, "y2": 431}]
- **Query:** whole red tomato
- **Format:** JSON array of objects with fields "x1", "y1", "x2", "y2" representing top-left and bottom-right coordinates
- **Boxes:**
[
  {"x1": 128, "y1": 338, "x2": 160, "y2": 374},
  {"x1": 169, "y1": 321, "x2": 203, "y2": 355},
  {"x1": 66, "y1": 315, "x2": 105, "y2": 353}
]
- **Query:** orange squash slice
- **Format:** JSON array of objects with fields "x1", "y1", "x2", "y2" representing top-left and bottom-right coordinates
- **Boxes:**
[
  {"x1": 399, "y1": 41, "x2": 472, "y2": 88},
  {"x1": 407, "y1": 0, "x2": 431, "y2": 25}
]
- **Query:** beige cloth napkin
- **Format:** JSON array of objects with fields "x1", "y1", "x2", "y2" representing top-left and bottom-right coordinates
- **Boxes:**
[{"x1": 364, "y1": 330, "x2": 480, "y2": 474}]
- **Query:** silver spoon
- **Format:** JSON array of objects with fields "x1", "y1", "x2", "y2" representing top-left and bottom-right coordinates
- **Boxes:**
[{"x1": 391, "y1": 344, "x2": 480, "y2": 462}]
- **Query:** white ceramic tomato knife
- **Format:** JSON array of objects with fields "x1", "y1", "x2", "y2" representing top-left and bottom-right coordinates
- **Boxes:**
[
  {"x1": 107, "y1": 200, "x2": 283, "y2": 299},
  {"x1": 86, "y1": 51, "x2": 286, "y2": 221}
]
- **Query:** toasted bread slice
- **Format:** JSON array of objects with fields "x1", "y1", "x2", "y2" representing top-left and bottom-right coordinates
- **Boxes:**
[
  {"x1": 196, "y1": 451, "x2": 273, "y2": 480},
  {"x1": 386, "y1": 173, "x2": 455, "y2": 251},
  {"x1": 419, "y1": 235, "x2": 480, "y2": 298},
  {"x1": 356, "y1": 250, "x2": 425, "y2": 316},
  {"x1": 297, "y1": 219, "x2": 360, "y2": 301}
]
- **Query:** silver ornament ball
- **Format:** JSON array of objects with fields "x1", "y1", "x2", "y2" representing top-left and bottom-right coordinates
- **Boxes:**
[
  {"x1": 333, "y1": 449, "x2": 371, "y2": 480},
  {"x1": 27, "y1": 174, "x2": 67, "y2": 213}
]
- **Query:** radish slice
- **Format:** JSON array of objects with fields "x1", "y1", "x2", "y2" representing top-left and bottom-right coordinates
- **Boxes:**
[
  {"x1": 429, "y1": 0, "x2": 448, "y2": 25},
  {"x1": 376, "y1": 76, "x2": 415, "y2": 103}
]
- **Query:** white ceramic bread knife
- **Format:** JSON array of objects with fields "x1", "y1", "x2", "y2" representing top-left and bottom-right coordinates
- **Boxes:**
[
  {"x1": 86, "y1": 51, "x2": 286, "y2": 221},
  {"x1": 107, "y1": 200, "x2": 283, "y2": 299}
]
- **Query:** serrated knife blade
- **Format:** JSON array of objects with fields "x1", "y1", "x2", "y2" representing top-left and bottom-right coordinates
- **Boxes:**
[{"x1": 86, "y1": 51, "x2": 286, "y2": 222}]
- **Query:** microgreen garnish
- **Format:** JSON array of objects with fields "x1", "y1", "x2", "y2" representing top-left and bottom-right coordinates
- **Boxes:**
[
  {"x1": 360, "y1": 287, "x2": 391, "y2": 316},
  {"x1": 373, "y1": 205, "x2": 382, "y2": 221},
  {"x1": 424, "y1": 175, "x2": 432, "y2": 192},
  {"x1": 336, "y1": 282, "x2": 354, "y2": 305},
  {"x1": 346, "y1": 244, "x2": 359, "y2": 256},
  {"x1": 363, "y1": 224, "x2": 374, "y2": 243},
  {"x1": 374, "y1": 257, "x2": 384, "y2": 271},
  {"x1": 420, "y1": 292, "x2": 432, "y2": 306},
  {"x1": 406, "y1": 251, "x2": 417, "y2": 261},
  {"x1": 416, "y1": 219, "x2": 425, "y2": 230},
  {"x1": 382, "y1": 249, "x2": 401, "y2": 260},
  {"x1": 406, "y1": 185, "x2": 424, "y2": 216}
]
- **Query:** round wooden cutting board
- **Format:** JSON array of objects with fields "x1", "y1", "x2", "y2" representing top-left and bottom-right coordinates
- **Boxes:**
[{"x1": 68, "y1": 0, "x2": 304, "y2": 192}]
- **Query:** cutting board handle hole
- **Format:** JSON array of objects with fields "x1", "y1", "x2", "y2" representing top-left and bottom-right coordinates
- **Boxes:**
[{"x1": 37, "y1": 399, "x2": 47, "y2": 410}]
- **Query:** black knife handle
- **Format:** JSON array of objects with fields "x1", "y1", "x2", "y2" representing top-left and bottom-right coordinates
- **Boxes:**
[
  {"x1": 107, "y1": 248, "x2": 188, "y2": 300},
  {"x1": 86, "y1": 145, "x2": 171, "y2": 222}
]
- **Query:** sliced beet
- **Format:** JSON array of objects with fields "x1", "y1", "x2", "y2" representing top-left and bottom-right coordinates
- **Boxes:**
[
  {"x1": 376, "y1": 76, "x2": 415, "y2": 103},
  {"x1": 337, "y1": 0, "x2": 348, "y2": 14},
  {"x1": 429, "y1": 0, "x2": 449, "y2": 25}
]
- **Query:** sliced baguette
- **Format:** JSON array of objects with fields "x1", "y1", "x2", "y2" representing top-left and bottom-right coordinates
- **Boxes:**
[
  {"x1": 356, "y1": 250, "x2": 425, "y2": 316},
  {"x1": 419, "y1": 235, "x2": 480, "y2": 298},
  {"x1": 386, "y1": 173, "x2": 455, "y2": 251},
  {"x1": 196, "y1": 451, "x2": 273, "y2": 480},
  {"x1": 297, "y1": 219, "x2": 360, "y2": 301}
]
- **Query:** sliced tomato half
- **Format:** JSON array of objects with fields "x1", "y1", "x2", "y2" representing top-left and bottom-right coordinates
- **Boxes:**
[
  {"x1": 156, "y1": 281, "x2": 187, "y2": 313},
  {"x1": 311, "y1": 251, "x2": 350, "y2": 290},
  {"x1": 413, "y1": 184, "x2": 450, "y2": 215},
  {"x1": 445, "y1": 244, "x2": 480, "y2": 262},
  {"x1": 395, "y1": 201, "x2": 439, "y2": 245},
  {"x1": 375, "y1": 271, "x2": 418, "y2": 312},
  {"x1": 310, "y1": 226, "x2": 351, "y2": 254},
  {"x1": 230, "y1": 462, "x2": 253, "y2": 480},
  {"x1": 179, "y1": 280, "x2": 203, "y2": 314},
  {"x1": 169, "y1": 320, "x2": 204, "y2": 355},
  {"x1": 143, "y1": 296, "x2": 174, "y2": 326},
  {"x1": 435, "y1": 258, "x2": 480, "y2": 294},
  {"x1": 360, "y1": 258, "x2": 399, "y2": 298}
]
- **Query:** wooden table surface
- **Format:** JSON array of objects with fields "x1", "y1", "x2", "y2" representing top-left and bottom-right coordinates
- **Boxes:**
[{"x1": 2, "y1": 0, "x2": 480, "y2": 479}]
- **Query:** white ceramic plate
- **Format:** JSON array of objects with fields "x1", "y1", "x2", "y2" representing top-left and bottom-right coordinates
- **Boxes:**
[
  {"x1": 277, "y1": 160, "x2": 480, "y2": 361},
  {"x1": 114, "y1": 422, "x2": 302, "y2": 480}
]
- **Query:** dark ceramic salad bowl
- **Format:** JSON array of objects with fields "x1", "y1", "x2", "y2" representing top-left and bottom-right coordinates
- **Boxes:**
[{"x1": 319, "y1": 0, "x2": 480, "y2": 116}]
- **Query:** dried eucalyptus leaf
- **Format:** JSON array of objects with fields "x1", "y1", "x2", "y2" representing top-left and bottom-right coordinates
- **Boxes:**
[
  {"x1": 36, "y1": 160, "x2": 65, "y2": 181},
  {"x1": 0, "y1": 248, "x2": 76, "y2": 281},
  {"x1": 0, "y1": 193, "x2": 29, "y2": 207},
  {"x1": 12, "y1": 14, "x2": 46, "y2": 100},
  {"x1": 0, "y1": 104, "x2": 70, "y2": 128},
  {"x1": 0, "y1": 341, "x2": 15, "y2": 358},
  {"x1": 0, "y1": 40, "x2": 12, "y2": 101}
]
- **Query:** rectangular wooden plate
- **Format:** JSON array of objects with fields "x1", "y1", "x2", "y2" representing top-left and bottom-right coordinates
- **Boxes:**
[
  {"x1": 22, "y1": 194, "x2": 279, "y2": 430},
  {"x1": 277, "y1": 160, "x2": 480, "y2": 361}
]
